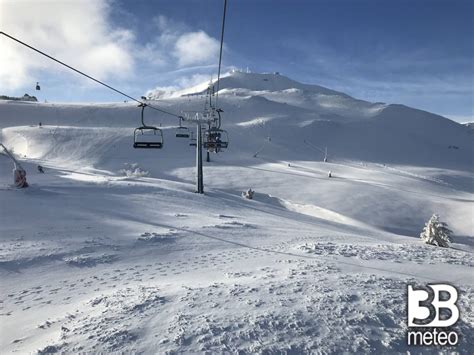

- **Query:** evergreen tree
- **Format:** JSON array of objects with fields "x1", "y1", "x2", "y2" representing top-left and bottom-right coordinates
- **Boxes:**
[{"x1": 420, "y1": 214, "x2": 452, "y2": 248}]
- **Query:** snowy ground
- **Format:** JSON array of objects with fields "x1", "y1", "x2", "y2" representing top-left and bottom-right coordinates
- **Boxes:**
[{"x1": 1, "y1": 72, "x2": 473, "y2": 353}]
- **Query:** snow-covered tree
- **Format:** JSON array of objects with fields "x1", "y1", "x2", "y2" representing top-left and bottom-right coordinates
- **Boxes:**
[{"x1": 420, "y1": 214, "x2": 452, "y2": 248}]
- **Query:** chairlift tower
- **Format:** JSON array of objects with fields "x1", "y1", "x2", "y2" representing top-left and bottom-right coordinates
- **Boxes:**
[
  {"x1": 182, "y1": 111, "x2": 214, "y2": 194},
  {"x1": 196, "y1": 122, "x2": 204, "y2": 193}
]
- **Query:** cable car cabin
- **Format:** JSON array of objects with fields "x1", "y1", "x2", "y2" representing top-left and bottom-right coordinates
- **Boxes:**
[
  {"x1": 133, "y1": 127, "x2": 163, "y2": 149},
  {"x1": 35, "y1": 82, "x2": 41, "y2": 90},
  {"x1": 175, "y1": 126, "x2": 190, "y2": 138},
  {"x1": 203, "y1": 129, "x2": 229, "y2": 153}
]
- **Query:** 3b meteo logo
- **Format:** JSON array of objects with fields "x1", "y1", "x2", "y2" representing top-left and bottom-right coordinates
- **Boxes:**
[{"x1": 407, "y1": 284, "x2": 460, "y2": 346}]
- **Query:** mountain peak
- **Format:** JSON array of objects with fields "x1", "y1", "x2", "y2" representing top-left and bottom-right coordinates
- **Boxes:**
[
  {"x1": 215, "y1": 70, "x2": 347, "y2": 97},
  {"x1": 146, "y1": 70, "x2": 348, "y2": 100}
]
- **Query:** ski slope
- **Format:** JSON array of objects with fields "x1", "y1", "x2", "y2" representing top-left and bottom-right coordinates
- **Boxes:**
[{"x1": 1, "y1": 72, "x2": 473, "y2": 353}]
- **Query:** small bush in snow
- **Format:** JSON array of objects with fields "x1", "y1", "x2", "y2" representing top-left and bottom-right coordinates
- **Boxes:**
[
  {"x1": 420, "y1": 214, "x2": 452, "y2": 248},
  {"x1": 119, "y1": 163, "x2": 150, "y2": 178},
  {"x1": 242, "y1": 188, "x2": 254, "y2": 199}
]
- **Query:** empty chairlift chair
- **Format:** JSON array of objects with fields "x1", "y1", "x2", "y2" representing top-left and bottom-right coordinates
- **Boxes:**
[
  {"x1": 175, "y1": 117, "x2": 190, "y2": 138},
  {"x1": 133, "y1": 104, "x2": 163, "y2": 149},
  {"x1": 188, "y1": 132, "x2": 197, "y2": 147},
  {"x1": 134, "y1": 127, "x2": 163, "y2": 148}
]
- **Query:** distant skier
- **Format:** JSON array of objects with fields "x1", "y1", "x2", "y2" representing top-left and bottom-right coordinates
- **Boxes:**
[
  {"x1": 328, "y1": 171, "x2": 332, "y2": 178},
  {"x1": 39, "y1": 122, "x2": 42, "y2": 127},
  {"x1": 37, "y1": 165, "x2": 45, "y2": 173}
]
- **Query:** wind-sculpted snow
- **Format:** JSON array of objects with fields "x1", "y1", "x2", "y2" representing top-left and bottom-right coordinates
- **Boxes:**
[
  {"x1": 298, "y1": 242, "x2": 474, "y2": 267},
  {"x1": 63, "y1": 253, "x2": 118, "y2": 267},
  {"x1": 37, "y1": 286, "x2": 166, "y2": 353},
  {"x1": 137, "y1": 230, "x2": 179, "y2": 242},
  {"x1": 32, "y1": 263, "x2": 474, "y2": 353}
]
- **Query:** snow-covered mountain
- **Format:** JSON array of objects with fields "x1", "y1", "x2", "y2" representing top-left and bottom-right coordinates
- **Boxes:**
[
  {"x1": 1, "y1": 71, "x2": 473, "y2": 353},
  {"x1": 464, "y1": 121, "x2": 474, "y2": 130},
  {"x1": 2, "y1": 71, "x2": 471, "y2": 168}
]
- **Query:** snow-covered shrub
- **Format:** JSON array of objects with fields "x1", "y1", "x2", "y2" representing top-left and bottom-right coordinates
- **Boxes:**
[
  {"x1": 420, "y1": 214, "x2": 452, "y2": 248},
  {"x1": 119, "y1": 163, "x2": 150, "y2": 178},
  {"x1": 242, "y1": 188, "x2": 254, "y2": 199}
]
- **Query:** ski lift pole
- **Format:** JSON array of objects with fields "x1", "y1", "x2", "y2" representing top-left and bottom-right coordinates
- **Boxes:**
[{"x1": 196, "y1": 123, "x2": 204, "y2": 193}]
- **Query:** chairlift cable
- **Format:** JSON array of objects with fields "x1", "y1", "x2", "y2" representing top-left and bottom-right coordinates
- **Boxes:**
[
  {"x1": 214, "y1": 0, "x2": 227, "y2": 108},
  {"x1": 0, "y1": 31, "x2": 182, "y2": 119}
]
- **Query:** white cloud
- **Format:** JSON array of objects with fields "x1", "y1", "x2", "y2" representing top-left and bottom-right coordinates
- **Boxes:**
[
  {"x1": 176, "y1": 73, "x2": 214, "y2": 88},
  {"x1": 145, "y1": 86, "x2": 179, "y2": 99},
  {"x1": 136, "y1": 42, "x2": 167, "y2": 66},
  {"x1": 0, "y1": 4, "x2": 226, "y2": 99},
  {"x1": 145, "y1": 73, "x2": 218, "y2": 99},
  {"x1": 173, "y1": 31, "x2": 220, "y2": 67},
  {"x1": 134, "y1": 14, "x2": 222, "y2": 69},
  {"x1": 0, "y1": 0, "x2": 134, "y2": 90},
  {"x1": 145, "y1": 16, "x2": 221, "y2": 68}
]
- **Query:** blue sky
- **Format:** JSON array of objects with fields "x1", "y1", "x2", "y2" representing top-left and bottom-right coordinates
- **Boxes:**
[{"x1": 0, "y1": 0, "x2": 472, "y2": 122}]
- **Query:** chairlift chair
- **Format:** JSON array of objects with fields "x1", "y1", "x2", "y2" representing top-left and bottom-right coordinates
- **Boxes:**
[
  {"x1": 176, "y1": 126, "x2": 190, "y2": 138},
  {"x1": 133, "y1": 104, "x2": 163, "y2": 149},
  {"x1": 204, "y1": 128, "x2": 229, "y2": 153},
  {"x1": 175, "y1": 117, "x2": 190, "y2": 138},
  {"x1": 134, "y1": 127, "x2": 163, "y2": 149}
]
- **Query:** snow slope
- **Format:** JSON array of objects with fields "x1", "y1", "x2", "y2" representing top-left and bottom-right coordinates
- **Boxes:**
[{"x1": 1, "y1": 71, "x2": 473, "y2": 353}]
